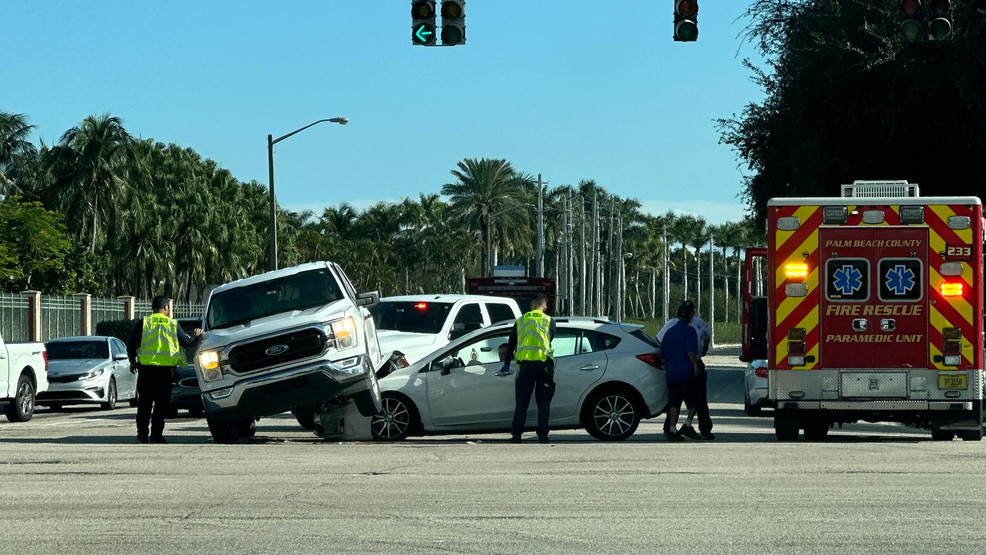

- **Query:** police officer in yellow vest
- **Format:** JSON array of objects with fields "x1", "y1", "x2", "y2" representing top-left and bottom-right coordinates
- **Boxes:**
[
  {"x1": 126, "y1": 296, "x2": 202, "y2": 443},
  {"x1": 501, "y1": 293, "x2": 556, "y2": 443}
]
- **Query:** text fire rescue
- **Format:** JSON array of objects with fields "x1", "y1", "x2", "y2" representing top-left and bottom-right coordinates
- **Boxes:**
[{"x1": 825, "y1": 304, "x2": 923, "y2": 316}]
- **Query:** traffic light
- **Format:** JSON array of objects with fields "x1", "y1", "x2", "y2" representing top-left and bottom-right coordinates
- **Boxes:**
[
  {"x1": 898, "y1": 0, "x2": 924, "y2": 41},
  {"x1": 674, "y1": 0, "x2": 698, "y2": 42},
  {"x1": 928, "y1": 0, "x2": 952, "y2": 40},
  {"x1": 412, "y1": 1, "x2": 436, "y2": 46},
  {"x1": 441, "y1": 0, "x2": 466, "y2": 46}
]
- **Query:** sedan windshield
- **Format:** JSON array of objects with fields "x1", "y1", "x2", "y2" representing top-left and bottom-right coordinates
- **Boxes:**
[
  {"x1": 206, "y1": 268, "x2": 344, "y2": 329},
  {"x1": 370, "y1": 301, "x2": 454, "y2": 334},
  {"x1": 46, "y1": 341, "x2": 109, "y2": 360}
]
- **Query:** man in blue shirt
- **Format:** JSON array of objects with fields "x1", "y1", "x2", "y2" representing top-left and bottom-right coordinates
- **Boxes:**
[{"x1": 659, "y1": 300, "x2": 714, "y2": 441}]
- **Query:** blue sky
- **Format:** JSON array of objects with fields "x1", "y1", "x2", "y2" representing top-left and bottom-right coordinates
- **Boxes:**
[{"x1": 5, "y1": 1, "x2": 766, "y2": 225}]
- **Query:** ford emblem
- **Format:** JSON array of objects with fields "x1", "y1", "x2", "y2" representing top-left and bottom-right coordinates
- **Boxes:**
[{"x1": 265, "y1": 344, "x2": 289, "y2": 356}]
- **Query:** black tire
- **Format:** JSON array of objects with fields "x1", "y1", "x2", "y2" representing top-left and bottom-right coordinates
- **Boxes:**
[
  {"x1": 744, "y1": 393, "x2": 762, "y2": 416},
  {"x1": 931, "y1": 428, "x2": 955, "y2": 441},
  {"x1": 957, "y1": 428, "x2": 983, "y2": 441},
  {"x1": 4, "y1": 374, "x2": 36, "y2": 422},
  {"x1": 371, "y1": 395, "x2": 419, "y2": 441},
  {"x1": 236, "y1": 419, "x2": 256, "y2": 438},
  {"x1": 583, "y1": 387, "x2": 641, "y2": 441},
  {"x1": 101, "y1": 378, "x2": 118, "y2": 410},
  {"x1": 188, "y1": 406, "x2": 205, "y2": 418},
  {"x1": 775, "y1": 427, "x2": 799, "y2": 441},
  {"x1": 292, "y1": 407, "x2": 316, "y2": 430},
  {"x1": 354, "y1": 374, "x2": 383, "y2": 417},
  {"x1": 804, "y1": 425, "x2": 829, "y2": 442},
  {"x1": 207, "y1": 417, "x2": 239, "y2": 444}
]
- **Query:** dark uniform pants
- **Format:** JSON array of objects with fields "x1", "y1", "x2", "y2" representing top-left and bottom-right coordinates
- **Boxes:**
[
  {"x1": 136, "y1": 365, "x2": 174, "y2": 439},
  {"x1": 512, "y1": 359, "x2": 555, "y2": 438}
]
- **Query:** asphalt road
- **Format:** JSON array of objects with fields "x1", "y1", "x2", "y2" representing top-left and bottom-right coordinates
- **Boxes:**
[{"x1": 2, "y1": 346, "x2": 984, "y2": 554}]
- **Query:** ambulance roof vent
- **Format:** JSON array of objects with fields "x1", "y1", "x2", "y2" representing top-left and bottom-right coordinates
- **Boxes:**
[{"x1": 841, "y1": 180, "x2": 919, "y2": 198}]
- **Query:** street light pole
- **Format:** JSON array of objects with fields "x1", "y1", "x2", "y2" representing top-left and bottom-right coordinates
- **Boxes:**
[{"x1": 267, "y1": 117, "x2": 348, "y2": 271}]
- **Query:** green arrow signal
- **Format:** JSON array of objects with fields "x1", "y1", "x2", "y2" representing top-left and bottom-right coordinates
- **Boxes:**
[{"x1": 414, "y1": 24, "x2": 435, "y2": 44}]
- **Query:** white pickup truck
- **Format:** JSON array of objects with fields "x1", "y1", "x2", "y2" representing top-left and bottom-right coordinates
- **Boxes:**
[
  {"x1": 194, "y1": 261, "x2": 387, "y2": 443},
  {"x1": 0, "y1": 332, "x2": 48, "y2": 422}
]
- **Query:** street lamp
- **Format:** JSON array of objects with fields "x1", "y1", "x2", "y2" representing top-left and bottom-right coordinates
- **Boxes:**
[{"x1": 267, "y1": 117, "x2": 348, "y2": 271}]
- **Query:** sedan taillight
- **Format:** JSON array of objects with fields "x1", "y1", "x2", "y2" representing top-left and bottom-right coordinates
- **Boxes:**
[
  {"x1": 755, "y1": 366, "x2": 768, "y2": 379},
  {"x1": 635, "y1": 353, "x2": 662, "y2": 368}
]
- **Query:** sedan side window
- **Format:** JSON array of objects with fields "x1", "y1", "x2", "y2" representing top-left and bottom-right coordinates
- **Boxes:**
[
  {"x1": 448, "y1": 333, "x2": 511, "y2": 367},
  {"x1": 551, "y1": 330, "x2": 581, "y2": 358}
]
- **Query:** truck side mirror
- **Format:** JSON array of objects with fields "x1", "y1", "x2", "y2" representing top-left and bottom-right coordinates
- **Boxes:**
[{"x1": 355, "y1": 290, "x2": 379, "y2": 307}]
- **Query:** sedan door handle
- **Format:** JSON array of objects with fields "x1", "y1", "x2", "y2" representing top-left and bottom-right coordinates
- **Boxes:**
[{"x1": 580, "y1": 365, "x2": 600, "y2": 371}]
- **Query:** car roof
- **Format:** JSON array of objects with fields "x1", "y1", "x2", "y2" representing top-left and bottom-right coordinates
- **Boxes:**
[
  {"x1": 379, "y1": 294, "x2": 518, "y2": 304},
  {"x1": 46, "y1": 336, "x2": 114, "y2": 343}
]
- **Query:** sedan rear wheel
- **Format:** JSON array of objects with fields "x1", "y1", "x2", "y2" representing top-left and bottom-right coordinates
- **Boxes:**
[
  {"x1": 371, "y1": 395, "x2": 417, "y2": 441},
  {"x1": 584, "y1": 388, "x2": 641, "y2": 441}
]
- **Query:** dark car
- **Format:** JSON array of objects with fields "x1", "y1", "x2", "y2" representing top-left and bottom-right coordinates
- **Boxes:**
[{"x1": 169, "y1": 318, "x2": 204, "y2": 417}]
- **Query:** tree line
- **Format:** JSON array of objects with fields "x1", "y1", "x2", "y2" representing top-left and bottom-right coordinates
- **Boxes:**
[{"x1": 0, "y1": 111, "x2": 761, "y2": 322}]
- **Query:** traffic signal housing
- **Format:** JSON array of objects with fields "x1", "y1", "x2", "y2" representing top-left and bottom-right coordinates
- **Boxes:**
[
  {"x1": 412, "y1": 0, "x2": 437, "y2": 46},
  {"x1": 674, "y1": 0, "x2": 698, "y2": 42},
  {"x1": 441, "y1": 0, "x2": 466, "y2": 45},
  {"x1": 928, "y1": 0, "x2": 952, "y2": 40},
  {"x1": 898, "y1": 0, "x2": 924, "y2": 41}
]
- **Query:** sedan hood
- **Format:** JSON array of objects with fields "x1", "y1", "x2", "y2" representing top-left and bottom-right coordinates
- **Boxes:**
[{"x1": 47, "y1": 359, "x2": 108, "y2": 376}]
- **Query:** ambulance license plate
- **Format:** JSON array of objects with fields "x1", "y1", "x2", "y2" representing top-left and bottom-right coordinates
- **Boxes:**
[{"x1": 938, "y1": 374, "x2": 967, "y2": 390}]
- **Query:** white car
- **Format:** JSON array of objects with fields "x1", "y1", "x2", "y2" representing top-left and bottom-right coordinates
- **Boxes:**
[
  {"x1": 370, "y1": 295, "x2": 522, "y2": 365},
  {"x1": 38, "y1": 336, "x2": 137, "y2": 411},
  {"x1": 744, "y1": 359, "x2": 770, "y2": 416},
  {"x1": 371, "y1": 318, "x2": 667, "y2": 441}
]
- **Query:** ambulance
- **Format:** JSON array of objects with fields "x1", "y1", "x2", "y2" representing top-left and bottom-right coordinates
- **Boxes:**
[{"x1": 761, "y1": 181, "x2": 984, "y2": 441}]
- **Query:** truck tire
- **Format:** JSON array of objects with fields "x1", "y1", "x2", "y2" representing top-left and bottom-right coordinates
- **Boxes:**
[
  {"x1": 207, "y1": 417, "x2": 239, "y2": 444},
  {"x1": 4, "y1": 374, "x2": 36, "y2": 422},
  {"x1": 775, "y1": 427, "x2": 799, "y2": 441},
  {"x1": 354, "y1": 374, "x2": 383, "y2": 417},
  {"x1": 236, "y1": 419, "x2": 256, "y2": 438},
  {"x1": 803, "y1": 425, "x2": 829, "y2": 442},
  {"x1": 292, "y1": 408, "x2": 316, "y2": 430},
  {"x1": 957, "y1": 428, "x2": 984, "y2": 441},
  {"x1": 931, "y1": 428, "x2": 955, "y2": 441}
]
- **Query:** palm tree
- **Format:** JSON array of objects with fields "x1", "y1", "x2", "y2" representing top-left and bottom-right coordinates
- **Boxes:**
[
  {"x1": 0, "y1": 111, "x2": 36, "y2": 197},
  {"x1": 53, "y1": 114, "x2": 133, "y2": 252},
  {"x1": 441, "y1": 158, "x2": 532, "y2": 276}
]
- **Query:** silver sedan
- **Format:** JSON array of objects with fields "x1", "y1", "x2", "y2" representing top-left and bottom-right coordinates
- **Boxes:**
[
  {"x1": 39, "y1": 336, "x2": 137, "y2": 410},
  {"x1": 370, "y1": 318, "x2": 667, "y2": 441}
]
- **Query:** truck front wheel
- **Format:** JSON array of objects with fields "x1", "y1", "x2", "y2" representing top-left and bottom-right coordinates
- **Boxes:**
[
  {"x1": 207, "y1": 417, "x2": 239, "y2": 444},
  {"x1": 4, "y1": 374, "x2": 36, "y2": 422}
]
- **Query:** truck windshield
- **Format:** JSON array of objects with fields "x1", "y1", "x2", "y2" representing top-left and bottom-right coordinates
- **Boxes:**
[
  {"x1": 206, "y1": 269, "x2": 344, "y2": 329},
  {"x1": 369, "y1": 301, "x2": 454, "y2": 334}
]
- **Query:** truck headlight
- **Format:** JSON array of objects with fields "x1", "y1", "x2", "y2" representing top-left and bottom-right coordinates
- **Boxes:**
[
  {"x1": 327, "y1": 316, "x2": 358, "y2": 350},
  {"x1": 197, "y1": 350, "x2": 223, "y2": 381}
]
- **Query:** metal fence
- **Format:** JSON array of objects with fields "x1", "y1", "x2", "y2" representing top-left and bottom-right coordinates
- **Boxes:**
[
  {"x1": 0, "y1": 292, "x2": 204, "y2": 343},
  {"x1": 41, "y1": 296, "x2": 82, "y2": 342},
  {"x1": 0, "y1": 293, "x2": 29, "y2": 343}
]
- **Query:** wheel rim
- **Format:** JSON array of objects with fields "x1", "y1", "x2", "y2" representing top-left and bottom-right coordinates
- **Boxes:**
[
  {"x1": 372, "y1": 397, "x2": 410, "y2": 439},
  {"x1": 592, "y1": 394, "x2": 635, "y2": 438},
  {"x1": 17, "y1": 382, "x2": 33, "y2": 415}
]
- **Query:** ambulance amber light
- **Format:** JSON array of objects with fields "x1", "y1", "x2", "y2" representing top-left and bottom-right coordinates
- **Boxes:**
[
  {"x1": 942, "y1": 327, "x2": 962, "y2": 340},
  {"x1": 940, "y1": 282, "x2": 964, "y2": 297},
  {"x1": 787, "y1": 328, "x2": 806, "y2": 340},
  {"x1": 777, "y1": 217, "x2": 800, "y2": 231},
  {"x1": 899, "y1": 205, "x2": 924, "y2": 224},
  {"x1": 785, "y1": 263, "x2": 809, "y2": 279},
  {"x1": 822, "y1": 206, "x2": 848, "y2": 224},
  {"x1": 947, "y1": 216, "x2": 971, "y2": 230}
]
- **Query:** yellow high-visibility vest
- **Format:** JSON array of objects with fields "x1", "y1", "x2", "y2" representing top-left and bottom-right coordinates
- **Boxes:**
[
  {"x1": 137, "y1": 313, "x2": 184, "y2": 367},
  {"x1": 515, "y1": 310, "x2": 552, "y2": 362}
]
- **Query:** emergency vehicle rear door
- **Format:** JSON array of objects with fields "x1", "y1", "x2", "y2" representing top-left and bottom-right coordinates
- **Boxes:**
[{"x1": 819, "y1": 226, "x2": 928, "y2": 368}]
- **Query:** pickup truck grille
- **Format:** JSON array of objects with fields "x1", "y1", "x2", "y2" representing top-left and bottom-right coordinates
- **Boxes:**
[{"x1": 227, "y1": 328, "x2": 327, "y2": 373}]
